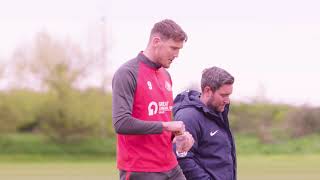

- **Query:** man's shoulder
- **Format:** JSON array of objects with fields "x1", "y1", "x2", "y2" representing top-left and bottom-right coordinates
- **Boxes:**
[
  {"x1": 175, "y1": 107, "x2": 203, "y2": 123},
  {"x1": 112, "y1": 58, "x2": 141, "y2": 91},
  {"x1": 119, "y1": 57, "x2": 139, "y2": 71},
  {"x1": 114, "y1": 58, "x2": 140, "y2": 77}
]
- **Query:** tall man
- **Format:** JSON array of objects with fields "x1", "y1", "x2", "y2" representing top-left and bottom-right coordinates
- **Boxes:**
[{"x1": 112, "y1": 19, "x2": 193, "y2": 180}]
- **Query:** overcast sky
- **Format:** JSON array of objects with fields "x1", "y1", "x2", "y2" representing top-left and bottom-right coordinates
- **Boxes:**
[{"x1": 1, "y1": 0, "x2": 320, "y2": 106}]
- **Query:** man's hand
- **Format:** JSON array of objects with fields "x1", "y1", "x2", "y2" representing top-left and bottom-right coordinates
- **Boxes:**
[
  {"x1": 173, "y1": 131, "x2": 194, "y2": 152},
  {"x1": 162, "y1": 121, "x2": 185, "y2": 135}
]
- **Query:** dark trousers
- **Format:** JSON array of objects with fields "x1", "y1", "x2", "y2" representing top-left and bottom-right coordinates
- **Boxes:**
[{"x1": 120, "y1": 165, "x2": 186, "y2": 180}]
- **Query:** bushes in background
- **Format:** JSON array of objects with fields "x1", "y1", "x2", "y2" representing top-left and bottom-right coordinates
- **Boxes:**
[
  {"x1": 0, "y1": 89, "x2": 113, "y2": 143},
  {"x1": 230, "y1": 102, "x2": 320, "y2": 143},
  {"x1": 0, "y1": 89, "x2": 319, "y2": 144}
]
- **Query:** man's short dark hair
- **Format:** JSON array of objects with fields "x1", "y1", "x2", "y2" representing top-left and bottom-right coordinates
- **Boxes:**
[
  {"x1": 151, "y1": 19, "x2": 188, "y2": 42},
  {"x1": 201, "y1": 66, "x2": 234, "y2": 92}
]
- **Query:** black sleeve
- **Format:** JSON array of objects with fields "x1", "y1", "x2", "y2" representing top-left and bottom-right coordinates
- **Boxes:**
[
  {"x1": 174, "y1": 109, "x2": 211, "y2": 180},
  {"x1": 112, "y1": 63, "x2": 163, "y2": 135}
]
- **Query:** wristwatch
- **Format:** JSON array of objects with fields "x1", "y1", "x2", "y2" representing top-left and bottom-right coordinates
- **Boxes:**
[{"x1": 176, "y1": 151, "x2": 187, "y2": 157}]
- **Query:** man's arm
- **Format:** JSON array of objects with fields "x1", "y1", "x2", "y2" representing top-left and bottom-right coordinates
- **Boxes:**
[
  {"x1": 174, "y1": 110, "x2": 211, "y2": 179},
  {"x1": 177, "y1": 153, "x2": 211, "y2": 180}
]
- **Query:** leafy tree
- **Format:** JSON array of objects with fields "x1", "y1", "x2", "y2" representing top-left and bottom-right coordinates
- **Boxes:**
[{"x1": 10, "y1": 31, "x2": 110, "y2": 142}]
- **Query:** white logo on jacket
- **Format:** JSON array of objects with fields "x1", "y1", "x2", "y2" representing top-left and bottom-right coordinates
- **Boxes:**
[
  {"x1": 148, "y1": 101, "x2": 171, "y2": 116},
  {"x1": 210, "y1": 130, "x2": 219, "y2": 136},
  {"x1": 148, "y1": 101, "x2": 158, "y2": 116}
]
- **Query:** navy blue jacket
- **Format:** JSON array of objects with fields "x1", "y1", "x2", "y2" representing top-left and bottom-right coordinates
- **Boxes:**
[{"x1": 173, "y1": 90, "x2": 237, "y2": 180}]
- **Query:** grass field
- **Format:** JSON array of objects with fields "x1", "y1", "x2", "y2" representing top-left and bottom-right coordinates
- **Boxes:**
[
  {"x1": 238, "y1": 155, "x2": 320, "y2": 180},
  {"x1": 0, "y1": 155, "x2": 319, "y2": 180}
]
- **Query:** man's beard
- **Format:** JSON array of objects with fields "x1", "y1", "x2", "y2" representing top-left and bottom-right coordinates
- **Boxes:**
[{"x1": 206, "y1": 96, "x2": 218, "y2": 112}]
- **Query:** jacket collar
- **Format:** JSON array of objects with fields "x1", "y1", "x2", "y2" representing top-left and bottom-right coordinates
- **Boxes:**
[{"x1": 138, "y1": 52, "x2": 162, "y2": 70}]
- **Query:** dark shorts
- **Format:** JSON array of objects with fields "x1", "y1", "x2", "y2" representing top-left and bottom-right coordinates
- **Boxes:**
[{"x1": 120, "y1": 165, "x2": 186, "y2": 180}]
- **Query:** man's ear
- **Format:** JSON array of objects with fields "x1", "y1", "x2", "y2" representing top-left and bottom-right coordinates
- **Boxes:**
[
  {"x1": 151, "y1": 36, "x2": 161, "y2": 47},
  {"x1": 203, "y1": 86, "x2": 213, "y2": 97}
]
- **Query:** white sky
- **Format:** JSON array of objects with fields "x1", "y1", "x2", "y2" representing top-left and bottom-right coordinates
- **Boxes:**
[{"x1": 1, "y1": 0, "x2": 320, "y2": 106}]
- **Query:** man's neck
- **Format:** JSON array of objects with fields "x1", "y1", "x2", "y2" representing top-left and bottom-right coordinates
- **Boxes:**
[{"x1": 143, "y1": 48, "x2": 157, "y2": 64}]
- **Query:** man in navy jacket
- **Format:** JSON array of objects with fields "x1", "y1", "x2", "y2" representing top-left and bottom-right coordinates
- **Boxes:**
[{"x1": 173, "y1": 66, "x2": 237, "y2": 180}]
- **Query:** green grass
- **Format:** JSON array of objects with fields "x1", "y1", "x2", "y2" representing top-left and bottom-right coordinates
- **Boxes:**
[
  {"x1": 0, "y1": 133, "x2": 115, "y2": 161},
  {"x1": 0, "y1": 133, "x2": 320, "y2": 165},
  {"x1": 0, "y1": 133, "x2": 320, "y2": 179},
  {"x1": 238, "y1": 155, "x2": 320, "y2": 180},
  {"x1": 236, "y1": 134, "x2": 320, "y2": 154},
  {"x1": 0, "y1": 161, "x2": 118, "y2": 180},
  {"x1": 1, "y1": 133, "x2": 320, "y2": 159},
  {"x1": 0, "y1": 155, "x2": 319, "y2": 180}
]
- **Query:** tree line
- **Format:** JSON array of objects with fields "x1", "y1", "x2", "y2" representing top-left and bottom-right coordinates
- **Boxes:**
[{"x1": 0, "y1": 32, "x2": 319, "y2": 144}]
